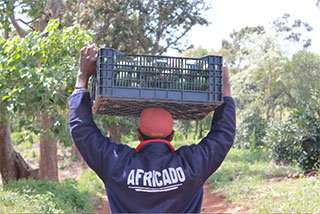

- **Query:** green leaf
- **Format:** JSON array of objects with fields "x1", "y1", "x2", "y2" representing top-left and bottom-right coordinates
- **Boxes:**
[
  {"x1": 2, "y1": 95, "x2": 10, "y2": 101},
  {"x1": 11, "y1": 88, "x2": 19, "y2": 94},
  {"x1": 250, "y1": 128, "x2": 256, "y2": 151}
]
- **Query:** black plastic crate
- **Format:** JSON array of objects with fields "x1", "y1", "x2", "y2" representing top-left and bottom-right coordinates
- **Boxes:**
[{"x1": 91, "y1": 48, "x2": 223, "y2": 120}]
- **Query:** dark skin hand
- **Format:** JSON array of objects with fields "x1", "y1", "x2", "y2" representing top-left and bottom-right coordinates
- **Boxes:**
[
  {"x1": 75, "y1": 45, "x2": 232, "y2": 98},
  {"x1": 75, "y1": 45, "x2": 98, "y2": 89}
]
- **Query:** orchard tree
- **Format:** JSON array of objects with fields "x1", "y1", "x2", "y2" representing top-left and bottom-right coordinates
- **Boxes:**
[
  {"x1": 0, "y1": 20, "x2": 92, "y2": 183},
  {"x1": 230, "y1": 33, "x2": 287, "y2": 120},
  {"x1": 0, "y1": 0, "x2": 65, "y2": 183},
  {"x1": 1, "y1": 0, "x2": 210, "y2": 54},
  {"x1": 61, "y1": 0, "x2": 210, "y2": 54},
  {"x1": 281, "y1": 50, "x2": 320, "y2": 105},
  {"x1": 221, "y1": 26, "x2": 265, "y2": 69}
]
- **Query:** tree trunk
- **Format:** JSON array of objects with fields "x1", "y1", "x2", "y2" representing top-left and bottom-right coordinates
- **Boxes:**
[
  {"x1": 4, "y1": 30, "x2": 9, "y2": 39},
  {"x1": 39, "y1": 113, "x2": 58, "y2": 181},
  {"x1": 9, "y1": 12, "x2": 27, "y2": 38},
  {"x1": 184, "y1": 126, "x2": 189, "y2": 140},
  {"x1": 269, "y1": 67, "x2": 275, "y2": 119},
  {"x1": 106, "y1": 125, "x2": 122, "y2": 144},
  {"x1": 198, "y1": 121, "x2": 203, "y2": 139},
  {"x1": 0, "y1": 114, "x2": 39, "y2": 185},
  {"x1": 266, "y1": 107, "x2": 270, "y2": 121},
  {"x1": 0, "y1": 117, "x2": 18, "y2": 184}
]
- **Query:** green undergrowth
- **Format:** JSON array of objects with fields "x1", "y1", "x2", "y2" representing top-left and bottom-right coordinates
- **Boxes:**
[
  {"x1": 209, "y1": 148, "x2": 320, "y2": 213},
  {"x1": 0, "y1": 170, "x2": 104, "y2": 213}
]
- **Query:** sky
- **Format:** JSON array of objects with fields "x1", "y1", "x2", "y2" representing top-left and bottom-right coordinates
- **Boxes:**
[{"x1": 171, "y1": 0, "x2": 320, "y2": 55}]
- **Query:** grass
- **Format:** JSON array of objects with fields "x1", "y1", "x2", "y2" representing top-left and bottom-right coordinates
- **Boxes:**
[
  {"x1": 253, "y1": 177, "x2": 320, "y2": 213},
  {"x1": 0, "y1": 179, "x2": 91, "y2": 213},
  {"x1": 1, "y1": 132, "x2": 105, "y2": 213},
  {"x1": 0, "y1": 170, "x2": 104, "y2": 213},
  {"x1": 209, "y1": 147, "x2": 320, "y2": 213}
]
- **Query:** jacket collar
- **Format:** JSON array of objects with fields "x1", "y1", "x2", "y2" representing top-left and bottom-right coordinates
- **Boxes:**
[{"x1": 136, "y1": 139, "x2": 175, "y2": 153}]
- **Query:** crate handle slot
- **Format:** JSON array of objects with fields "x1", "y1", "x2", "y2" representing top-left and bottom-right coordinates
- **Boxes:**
[
  {"x1": 156, "y1": 57, "x2": 168, "y2": 65},
  {"x1": 125, "y1": 55, "x2": 138, "y2": 63},
  {"x1": 186, "y1": 59, "x2": 198, "y2": 66}
]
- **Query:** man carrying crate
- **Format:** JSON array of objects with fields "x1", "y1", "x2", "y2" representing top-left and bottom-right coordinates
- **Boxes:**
[{"x1": 68, "y1": 46, "x2": 236, "y2": 213}]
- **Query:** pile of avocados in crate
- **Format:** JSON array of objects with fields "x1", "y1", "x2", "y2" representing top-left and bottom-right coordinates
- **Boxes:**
[{"x1": 91, "y1": 48, "x2": 223, "y2": 120}]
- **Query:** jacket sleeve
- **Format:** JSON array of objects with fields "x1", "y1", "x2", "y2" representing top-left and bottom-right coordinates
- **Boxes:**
[
  {"x1": 177, "y1": 96, "x2": 236, "y2": 181},
  {"x1": 68, "y1": 91, "x2": 133, "y2": 180}
]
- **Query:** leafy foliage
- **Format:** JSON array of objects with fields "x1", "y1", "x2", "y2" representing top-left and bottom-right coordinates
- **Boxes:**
[
  {"x1": 0, "y1": 19, "x2": 93, "y2": 145},
  {"x1": 264, "y1": 90, "x2": 320, "y2": 170},
  {"x1": 280, "y1": 50, "x2": 320, "y2": 107},
  {"x1": 273, "y1": 13, "x2": 313, "y2": 48},
  {"x1": 60, "y1": 0, "x2": 210, "y2": 54},
  {"x1": 235, "y1": 108, "x2": 267, "y2": 149}
]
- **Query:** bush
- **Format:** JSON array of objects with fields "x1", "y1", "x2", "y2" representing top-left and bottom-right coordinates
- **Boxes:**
[
  {"x1": 77, "y1": 170, "x2": 105, "y2": 197},
  {"x1": 0, "y1": 178, "x2": 93, "y2": 213},
  {"x1": 264, "y1": 91, "x2": 320, "y2": 170},
  {"x1": 235, "y1": 107, "x2": 267, "y2": 149}
]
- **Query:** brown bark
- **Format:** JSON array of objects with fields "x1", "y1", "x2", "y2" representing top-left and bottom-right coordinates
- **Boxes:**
[
  {"x1": 8, "y1": 0, "x2": 27, "y2": 38},
  {"x1": 40, "y1": 0, "x2": 62, "y2": 32},
  {"x1": 39, "y1": 113, "x2": 58, "y2": 181},
  {"x1": 0, "y1": 117, "x2": 18, "y2": 184},
  {"x1": 4, "y1": 30, "x2": 9, "y2": 39},
  {"x1": 0, "y1": 114, "x2": 38, "y2": 185}
]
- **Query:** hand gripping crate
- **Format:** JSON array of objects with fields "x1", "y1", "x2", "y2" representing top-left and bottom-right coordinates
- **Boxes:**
[{"x1": 91, "y1": 48, "x2": 223, "y2": 120}]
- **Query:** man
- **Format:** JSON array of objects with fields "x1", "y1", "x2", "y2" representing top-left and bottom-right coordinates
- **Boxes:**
[{"x1": 68, "y1": 45, "x2": 236, "y2": 213}]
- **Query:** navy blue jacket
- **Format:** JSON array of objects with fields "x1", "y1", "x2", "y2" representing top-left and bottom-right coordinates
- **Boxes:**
[{"x1": 68, "y1": 91, "x2": 236, "y2": 213}]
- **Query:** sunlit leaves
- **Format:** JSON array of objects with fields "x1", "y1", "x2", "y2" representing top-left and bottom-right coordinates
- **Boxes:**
[{"x1": 0, "y1": 19, "x2": 93, "y2": 143}]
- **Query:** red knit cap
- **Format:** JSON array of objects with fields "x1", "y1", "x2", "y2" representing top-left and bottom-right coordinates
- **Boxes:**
[{"x1": 139, "y1": 108, "x2": 173, "y2": 138}]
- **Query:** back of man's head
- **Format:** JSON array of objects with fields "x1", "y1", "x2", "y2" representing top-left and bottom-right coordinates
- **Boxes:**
[{"x1": 139, "y1": 108, "x2": 173, "y2": 139}]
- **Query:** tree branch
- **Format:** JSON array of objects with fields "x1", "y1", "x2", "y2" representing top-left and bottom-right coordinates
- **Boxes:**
[
  {"x1": 16, "y1": 19, "x2": 35, "y2": 31},
  {"x1": 7, "y1": 0, "x2": 27, "y2": 38},
  {"x1": 132, "y1": 0, "x2": 155, "y2": 51},
  {"x1": 9, "y1": 14, "x2": 27, "y2": 38},
  {"x1": 94, "y1": 12, "x2": 115, "y2": 44},
  {"x1": 162, "y1": 27, "x2": 191, "y2": 54}
]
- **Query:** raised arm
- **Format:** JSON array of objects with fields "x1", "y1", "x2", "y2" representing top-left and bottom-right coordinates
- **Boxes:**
[
  {"x1": 177, "y1": 67, "x2": 236, "y2": 181},
  {"x1": 199, "y1": 67, "x2": 236, "y2": 179},
  {"x1": 68, "y1": 46, "x2": 133, "y2": 179}
]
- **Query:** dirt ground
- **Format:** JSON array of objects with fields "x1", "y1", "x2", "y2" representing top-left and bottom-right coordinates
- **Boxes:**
[{"x1": 95, "y1": 181, "x2": 240, "y2": 214}]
